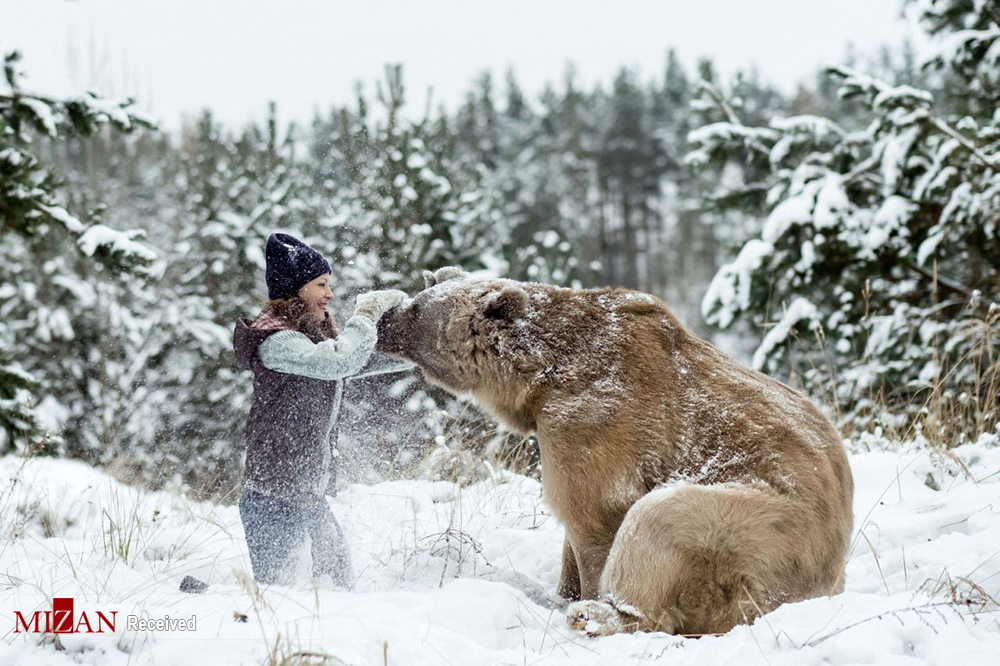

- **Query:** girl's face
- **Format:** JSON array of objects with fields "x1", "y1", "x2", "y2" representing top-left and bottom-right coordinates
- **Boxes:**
[{"x1": 298, "y1": 273, "x2": 334, "y2": 321}]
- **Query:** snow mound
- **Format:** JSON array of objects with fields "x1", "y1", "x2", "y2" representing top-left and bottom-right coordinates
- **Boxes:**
[{"x1": 1, "y1": 439, "x2": 998, "y2": 665}]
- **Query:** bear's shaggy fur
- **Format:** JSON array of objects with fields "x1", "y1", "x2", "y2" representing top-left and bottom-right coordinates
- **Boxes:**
[{"x1": 376, "y1": 268, "x2": 853, "y2": 636}]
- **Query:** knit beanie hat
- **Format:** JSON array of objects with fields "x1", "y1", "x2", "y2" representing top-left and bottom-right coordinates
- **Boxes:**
[{"x1": 265, "y1": 233, "x2": 332, "y2": 300}]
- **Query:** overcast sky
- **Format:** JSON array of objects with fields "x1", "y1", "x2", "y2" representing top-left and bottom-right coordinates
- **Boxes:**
[{"x1": 1, "y1": 0, "x2": 925, "y2": 131}]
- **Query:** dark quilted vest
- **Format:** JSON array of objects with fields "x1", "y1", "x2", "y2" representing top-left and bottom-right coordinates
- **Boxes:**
[{"x1": 233, "y1": 317, "x2": 341, "y2": 503}]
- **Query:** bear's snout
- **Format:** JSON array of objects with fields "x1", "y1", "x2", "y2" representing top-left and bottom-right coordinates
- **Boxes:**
[{"x1": 375, "y1": 305, "x2": 407, "y2": 356}]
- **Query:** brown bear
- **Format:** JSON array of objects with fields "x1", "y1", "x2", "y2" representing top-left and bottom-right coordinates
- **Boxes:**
[{"x1": 376, "y1": 267, "x2": 853, "y2": 636}]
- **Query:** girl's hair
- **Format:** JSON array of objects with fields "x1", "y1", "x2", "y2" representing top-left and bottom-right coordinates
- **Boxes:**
[{"x1": 262, "y1": 296, "x2": 340, "y2": 341}]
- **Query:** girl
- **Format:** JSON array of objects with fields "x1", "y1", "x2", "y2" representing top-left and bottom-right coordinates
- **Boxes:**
[{"x1": 233, "y1": 232, "x2": 411, "y2": 585}]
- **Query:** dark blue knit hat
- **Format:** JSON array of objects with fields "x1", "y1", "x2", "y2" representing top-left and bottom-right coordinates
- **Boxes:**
[{"x1": 265, "y1": 233, "x2": 332, "y2": 300}]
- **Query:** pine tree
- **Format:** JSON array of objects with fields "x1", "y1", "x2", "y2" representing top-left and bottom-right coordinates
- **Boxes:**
[
  {"x1": 687, "y1": 2, "x2": 1000, "y2": 437},
  {"x1": 0, "y1": 50, "x2": 156, "y2": 453}
]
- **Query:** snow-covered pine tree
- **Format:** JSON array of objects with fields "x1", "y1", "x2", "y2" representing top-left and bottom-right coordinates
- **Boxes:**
[
  {"x1": 652, "y1": 60, "x2": 788, "y2": 337},
  {"x1": 686, "y1": 2, "x2": 999, "y2": 438},
  {"x1": 0, "y1": 50, "x2": 157, "y2": 454},
  {"x1": 469, "y1": 70, "x2": 583, "y2": 287},
  {"x1": 368, "y1": 65, "x2": 496, "y2": 284}
]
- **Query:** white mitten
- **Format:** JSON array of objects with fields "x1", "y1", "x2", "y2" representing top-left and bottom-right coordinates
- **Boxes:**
[{"x1": 353, "y1": 289, "x2": 408, "y2": 322}]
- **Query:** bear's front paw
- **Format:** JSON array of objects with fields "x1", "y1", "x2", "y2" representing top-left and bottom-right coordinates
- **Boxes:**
[{"x1": 566, "y1": 599, "x2": 624, "y2": 637}]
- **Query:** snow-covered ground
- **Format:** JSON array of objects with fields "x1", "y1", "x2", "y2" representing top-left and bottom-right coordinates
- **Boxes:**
[{"x1": 2, "y1": 436, "x2": 999, "y2": 665}]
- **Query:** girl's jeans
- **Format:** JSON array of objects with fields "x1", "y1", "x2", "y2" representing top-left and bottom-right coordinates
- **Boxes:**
[{"x1": 239, "y1": 487, "x2": 352, "y2": 586}]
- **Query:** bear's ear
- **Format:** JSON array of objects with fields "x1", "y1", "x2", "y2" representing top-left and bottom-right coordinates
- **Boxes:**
[
  {"x1": 423, "y1": 266, "x2": 469, "y2": 290},
  {"x1": 481, "y1": 286, "x2": 529, "y2": 321}
]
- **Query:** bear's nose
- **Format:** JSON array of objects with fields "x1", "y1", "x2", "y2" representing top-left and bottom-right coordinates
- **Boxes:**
[{"x1": 375, "y1": 307, "x2": 404, "y2": 353}]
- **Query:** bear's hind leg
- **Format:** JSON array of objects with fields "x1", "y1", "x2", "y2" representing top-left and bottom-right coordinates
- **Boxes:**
[{"x1": 570, "y1": 482, "x2": 807, "y2": 636}]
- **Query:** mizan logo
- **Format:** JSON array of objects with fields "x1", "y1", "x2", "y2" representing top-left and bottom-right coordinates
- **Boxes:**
[{"x1": 13, "y1": 598, "x2": 117, "y2": 634}]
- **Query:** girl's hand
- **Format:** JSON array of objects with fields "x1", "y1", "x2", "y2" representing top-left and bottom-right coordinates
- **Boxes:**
[{"x1": 353, "y1": 289, "x2": 408, "y2": 322}]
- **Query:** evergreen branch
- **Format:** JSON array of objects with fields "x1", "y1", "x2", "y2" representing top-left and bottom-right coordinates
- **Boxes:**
[
  {"x1": 830, "y1": 63, "x2": 998, "y2": 172},
  {"x1": 705, "y1": 181, "x2": 774, "y2": 209},
  {"x1": 696, "y1": 80, "x2": 742, "y2": 125},
  {"x1": 928, "y1": 117, "x2": 1000, "y2": 172},
  {"x1": 989, "y1": 6, "x2": 1000, "y2": 30},
  {"x1": 842, "y1": 154, "x2": 880, "y2": 184},
  {"x1": 1, "y1": 91, "x2": 156, "y2": 133},
  {"x1": 0, "y1": 92, "x2": 60, "y2": 106},
  {"x1": 903, "y1": 259, "x2": 973, "y2": 300}
]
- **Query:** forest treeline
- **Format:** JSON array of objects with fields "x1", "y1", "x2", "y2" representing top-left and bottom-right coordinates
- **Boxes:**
[{"x1": 1, "y1": 0, "x2": 996, "y2": 496}]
